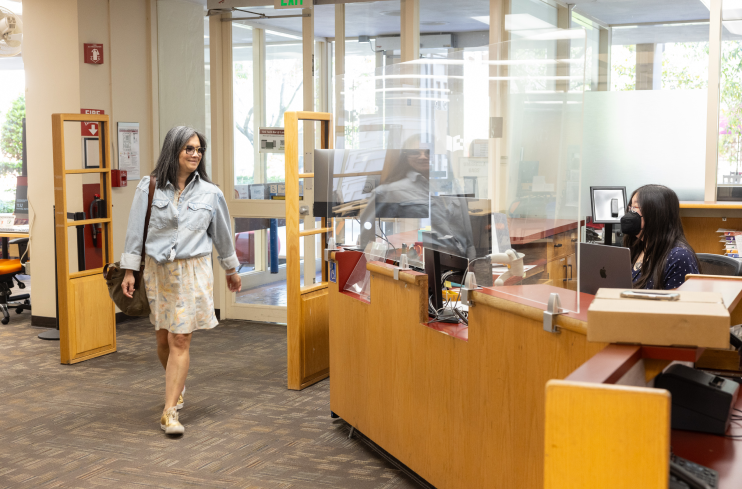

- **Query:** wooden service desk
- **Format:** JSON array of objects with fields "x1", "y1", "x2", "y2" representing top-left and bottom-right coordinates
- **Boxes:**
[
  {"x1": 545, "y1": 275, "x2": 742, "y2": 489},
  {"x1": 329, "y1": 250, "x2": 606, "y2": 489}
]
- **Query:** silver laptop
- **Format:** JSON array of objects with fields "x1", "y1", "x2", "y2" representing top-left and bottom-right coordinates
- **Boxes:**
[{"x1": 579, "y1": 243, "x2": 633, "y2": 295}]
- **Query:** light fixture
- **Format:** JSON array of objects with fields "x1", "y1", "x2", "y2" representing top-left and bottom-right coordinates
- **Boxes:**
[
  {"x1": 472, "y1": 16, "x2": 489, "y2": 26},
  {"x1": 381, "y1": 10, "x2": 401, "y2": 16},
  {"x1": 421, "y1": 21, "x2": 449, "y2": 26}
]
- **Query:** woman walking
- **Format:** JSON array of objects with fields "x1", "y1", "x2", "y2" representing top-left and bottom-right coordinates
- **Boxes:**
[{"x1": 120, "y1": 126, "x2": 241, "y2": 435}]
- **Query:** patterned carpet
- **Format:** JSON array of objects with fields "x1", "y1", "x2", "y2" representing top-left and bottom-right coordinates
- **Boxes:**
[{"x1": 0, "y1": 316, "x2": 422, "y2": 489}]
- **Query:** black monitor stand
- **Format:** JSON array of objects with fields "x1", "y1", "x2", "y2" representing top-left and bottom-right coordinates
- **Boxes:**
[{"x1": 604, "y1": 223, "x2": 614, "y2": 246}]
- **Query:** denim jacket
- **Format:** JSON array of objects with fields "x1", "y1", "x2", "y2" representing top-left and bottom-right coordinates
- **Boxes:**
[{"x1": 121, "y1": 174, "x2": 240, "y2": 271}]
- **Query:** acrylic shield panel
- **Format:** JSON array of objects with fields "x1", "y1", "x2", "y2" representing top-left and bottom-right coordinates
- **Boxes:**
[{"x1": 323, "y1": 30, "x2": 587, "y2": 313}]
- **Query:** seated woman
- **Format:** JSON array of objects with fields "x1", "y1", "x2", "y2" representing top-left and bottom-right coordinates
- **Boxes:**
[{"x1": 621, "y1": 184, "x2": 700, "y2": 290}]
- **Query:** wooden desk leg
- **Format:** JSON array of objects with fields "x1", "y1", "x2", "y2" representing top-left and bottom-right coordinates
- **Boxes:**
[{"x1": 2, "y1": 237, "x2": 8, "y2": 259}]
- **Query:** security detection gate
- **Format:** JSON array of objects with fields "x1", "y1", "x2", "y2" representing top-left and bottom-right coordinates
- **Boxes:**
[
  {"x1": 52, "y1": 113, "x2": 116, "y2": 364},
  {"x1": 285, "y1": 111, "x2": 332, "y2": 390}
]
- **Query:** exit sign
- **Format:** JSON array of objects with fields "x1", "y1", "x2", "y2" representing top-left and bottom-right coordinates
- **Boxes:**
[{"x1": 274, "y1": 0, "x2": 312, "y2": 9}]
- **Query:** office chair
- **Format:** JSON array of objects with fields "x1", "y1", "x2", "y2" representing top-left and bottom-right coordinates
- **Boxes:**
[
  {"x1": 0, "y1": 237, "x2": 30, "y2": 324},
  {"x1": 696, "y1": 253, "x2": 742, "y2": 276}
]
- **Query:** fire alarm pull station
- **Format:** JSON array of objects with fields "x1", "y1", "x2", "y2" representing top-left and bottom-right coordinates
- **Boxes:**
[{"x1": 111, "y1": 169, "x2": 127, "y2": 187}]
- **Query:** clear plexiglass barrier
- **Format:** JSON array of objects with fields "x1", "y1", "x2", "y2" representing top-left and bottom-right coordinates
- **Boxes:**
[{"x1": 320, "y1": 30, "x2": 586, "y2": 315}]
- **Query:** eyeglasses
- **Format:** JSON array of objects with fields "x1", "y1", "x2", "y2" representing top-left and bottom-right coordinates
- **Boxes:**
[
  {"x1": 184, "y1": 145, "x2": 204, "y2": 156},
  {"x1": 627, "y1": 205, "x2": 641, "y2": 214}
]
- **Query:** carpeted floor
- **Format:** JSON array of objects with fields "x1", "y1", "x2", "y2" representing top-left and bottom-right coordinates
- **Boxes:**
[{"x1": 0, "y1": 316, "x2": 422, "y2": 489}]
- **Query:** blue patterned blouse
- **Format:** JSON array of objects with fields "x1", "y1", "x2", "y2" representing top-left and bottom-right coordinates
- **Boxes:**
[{"x1": 631, "y1": 246, "x2": 699, "y2": 290}]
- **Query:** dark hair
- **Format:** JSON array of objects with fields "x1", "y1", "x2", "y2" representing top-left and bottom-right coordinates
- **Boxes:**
[
  {"x1": 383, "y1": 149, "x2": 430, "y2": 184},
  {"x1": 152, "y1": 126, "x2": 211, "y2": 189},
  {"x1": 622, "y1": 184, "x2": 699, "y2": 289}
]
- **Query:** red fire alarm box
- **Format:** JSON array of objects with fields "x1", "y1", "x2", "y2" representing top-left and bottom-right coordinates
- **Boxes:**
[
  {"x1": 84, "y1": 44, "x2": 104, "y2": 64},
  {"x1": 112, "y1": 169, "x2": 127, "y2": 187}
]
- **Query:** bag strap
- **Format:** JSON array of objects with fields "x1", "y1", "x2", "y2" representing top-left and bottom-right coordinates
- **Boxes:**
[{"x1": 138, "y1": 176, "x2": 156, "y2": 273}]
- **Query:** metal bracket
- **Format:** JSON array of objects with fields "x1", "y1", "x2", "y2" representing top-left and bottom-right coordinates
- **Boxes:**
[
  {"x1": 543, "y1": 292, "x2": 563, "y2": 334},
  {"x1": 460, "y1": 288, "x2": 471, "y2": 306},
  {"x1": 393, "y1": 267, "x2": 410, "y2": 280}
]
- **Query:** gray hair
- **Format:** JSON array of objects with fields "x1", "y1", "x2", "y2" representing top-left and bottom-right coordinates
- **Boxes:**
[{"x1": 153, "y1": 126, "x2": 211, "y2": 189}]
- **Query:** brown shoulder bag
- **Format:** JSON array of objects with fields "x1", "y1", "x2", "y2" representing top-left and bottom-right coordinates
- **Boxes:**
[{"x1": 103, "y1": 176, "x2": 156, "y2": 316}]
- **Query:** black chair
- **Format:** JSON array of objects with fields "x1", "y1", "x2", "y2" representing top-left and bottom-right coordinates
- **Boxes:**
[
  {"x1": 0, "y1": 237, "x2": 31, "y2": 324},
  {"x1": 696, "y1": 253, "x2": 742, "y2": 276}
]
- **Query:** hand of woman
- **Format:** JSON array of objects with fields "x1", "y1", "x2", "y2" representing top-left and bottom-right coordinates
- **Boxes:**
[
  {"x1": 122, "y1": 269, "x2": 136, "y2": 298},
  {"x1": 226, "y1": 270, "x2": 242, "y2": 293}
]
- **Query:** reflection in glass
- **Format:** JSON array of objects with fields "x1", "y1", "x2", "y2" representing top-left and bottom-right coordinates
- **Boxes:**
[{"x1": 330, "y1": 31, "x2": 586, "y2": 312}]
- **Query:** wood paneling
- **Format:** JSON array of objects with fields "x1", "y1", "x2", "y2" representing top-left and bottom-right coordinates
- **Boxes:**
[
  {"x1": 544, "y1": 380, "x2": 670, "y2": 489},
  {"x1": 71, "y1": 274, "x2": 116, "y2": 358},
  {"x1": 681, "y1": 216, "x2": 742, "y2": 254},
  {"x1": 301, "y1": 288, "x2": 330, "y2": 382},
  {"x1": 329, "y1": 258, "x2": 607, "y2": 489}
]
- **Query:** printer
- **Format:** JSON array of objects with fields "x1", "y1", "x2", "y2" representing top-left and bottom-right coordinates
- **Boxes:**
[{"x1": 655, "y1": 364, "x2": 739, "y2": 436}]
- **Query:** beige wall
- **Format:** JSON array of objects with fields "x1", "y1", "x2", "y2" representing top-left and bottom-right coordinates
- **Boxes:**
[
  {"x1": 25, "y1": 0, "x2": 155, "y2": 320},
  {"x1": 156, "y1": 0, "x2": 207, "y2": 147},
  {"x1": 25, "y1": 0, "x2": 82, "y2": 320}
]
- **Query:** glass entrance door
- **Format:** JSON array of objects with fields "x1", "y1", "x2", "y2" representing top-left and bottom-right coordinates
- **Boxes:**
[{"x1": 225, "y1": 16, "x2": 324, "y2": 323}]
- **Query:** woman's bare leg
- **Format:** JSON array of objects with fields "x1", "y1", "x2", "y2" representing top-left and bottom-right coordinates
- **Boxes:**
[
  {"x1": 156, "y1": 329, "x2": 169, "y2": 370},
  {"x1": 164, "y1": 332, "x2": 192, "y2": 411}
]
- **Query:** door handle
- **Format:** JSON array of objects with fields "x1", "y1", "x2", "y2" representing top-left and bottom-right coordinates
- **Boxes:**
[{"x1": 554, "y1": 243, "x2": 563, "y2": 248}]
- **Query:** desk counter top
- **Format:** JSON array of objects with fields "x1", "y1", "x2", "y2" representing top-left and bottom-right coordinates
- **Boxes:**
[{"x1": 680, "y1": 201, "x2": 742, "y2": 209}]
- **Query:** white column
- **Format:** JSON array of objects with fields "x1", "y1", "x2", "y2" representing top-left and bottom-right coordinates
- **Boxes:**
[
  {"x1": 705, "y1": 0, "x2": 723, "y2": 202},
  {"x1": 25, "y1": 0, "x2": 82, "y2": 319}
]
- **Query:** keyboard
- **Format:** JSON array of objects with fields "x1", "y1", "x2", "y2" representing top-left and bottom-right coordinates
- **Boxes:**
[{"x1": 670, "y1": 454, "x2": 718, "y2": 489}]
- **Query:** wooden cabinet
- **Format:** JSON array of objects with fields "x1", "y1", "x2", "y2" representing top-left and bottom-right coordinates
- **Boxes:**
[
  {"x1": 546, "y1": 252, "x2": 576, "y2": 290},
  {"x1": 543, "y1": 230, "x2": 578, "y2": 291}
]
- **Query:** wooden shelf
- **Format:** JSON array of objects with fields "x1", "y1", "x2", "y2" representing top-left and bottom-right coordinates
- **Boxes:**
[{"x1": 680, "y1": 201, "x2": 742, "y2": 209}]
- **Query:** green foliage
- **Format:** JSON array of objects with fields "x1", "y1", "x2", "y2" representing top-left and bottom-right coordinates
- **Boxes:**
[
  {"x1": 0, "y1": 95, "x2": 24, "y2": 162},
  {"x1": 719, "y1": 43, "x2": 742, "y2": 173},
  {"x1": 0, "y1": 161, "x2": 21, "y2": 177},
  {"x1": 611, "y1": 45, "x2": 637, "y2": 91},
  {"x1": 661, "y1": 42, "x2": 708, "y2": 90}
]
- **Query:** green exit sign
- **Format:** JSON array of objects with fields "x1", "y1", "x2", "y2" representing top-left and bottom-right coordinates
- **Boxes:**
[{"x1": 274, "y1": 0, "x2": 312, "y2": 8}]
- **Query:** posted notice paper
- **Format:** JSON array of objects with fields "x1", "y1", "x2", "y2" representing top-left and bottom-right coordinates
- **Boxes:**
[{"x1": 118, "y1": 122, "x2": 140, "y2": 180}]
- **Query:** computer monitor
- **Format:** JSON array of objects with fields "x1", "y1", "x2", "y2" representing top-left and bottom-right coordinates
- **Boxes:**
[
  {"x1": 590, "y1": 186, "x2": 627, "y2": 224},
  {"x1": 314, "y1": 149, "x2": 430, "y2": 220},
  {"x1": 424, "y1": 195, "x2": 493, "y2": 288},
  {"x1": 425, "y1": 248, "x2": 469, "y2": 313},
  {"x1": 590, "y1": 186, "x2": 627, "y2": 246}
]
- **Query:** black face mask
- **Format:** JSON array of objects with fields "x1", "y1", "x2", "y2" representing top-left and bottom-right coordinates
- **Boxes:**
[{"x1": 620, "y1": 211, "x2": 642, "y2": 237}]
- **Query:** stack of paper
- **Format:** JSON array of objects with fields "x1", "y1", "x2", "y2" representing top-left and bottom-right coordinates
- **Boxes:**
[{"x1": 717, "y1": 229, "x2": 742, "y2": 257}]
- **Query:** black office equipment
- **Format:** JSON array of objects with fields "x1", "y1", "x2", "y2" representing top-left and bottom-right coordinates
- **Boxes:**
[
  {"x1": 655, "y1": 364, "x2": 739, "y2": 435},
  {"x1": 670, "y1": 453, "x2": 718, "y2": 489},
  {"x1": 589, "y1": 186, "x2": 627, "y2": 246},
  {"x1": 424, "y1": 247, "x2": 469, "y2": 313}
]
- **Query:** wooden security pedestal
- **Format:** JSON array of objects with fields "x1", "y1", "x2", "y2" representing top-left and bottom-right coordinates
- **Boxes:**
[{"x1": 52, "y1": 113, "x2": 116, "y2": 364}]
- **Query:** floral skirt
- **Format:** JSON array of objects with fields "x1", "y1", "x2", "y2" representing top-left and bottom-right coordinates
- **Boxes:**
[{"x1": 143, "y1": 255, "x2": 218, "y2": 334}]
